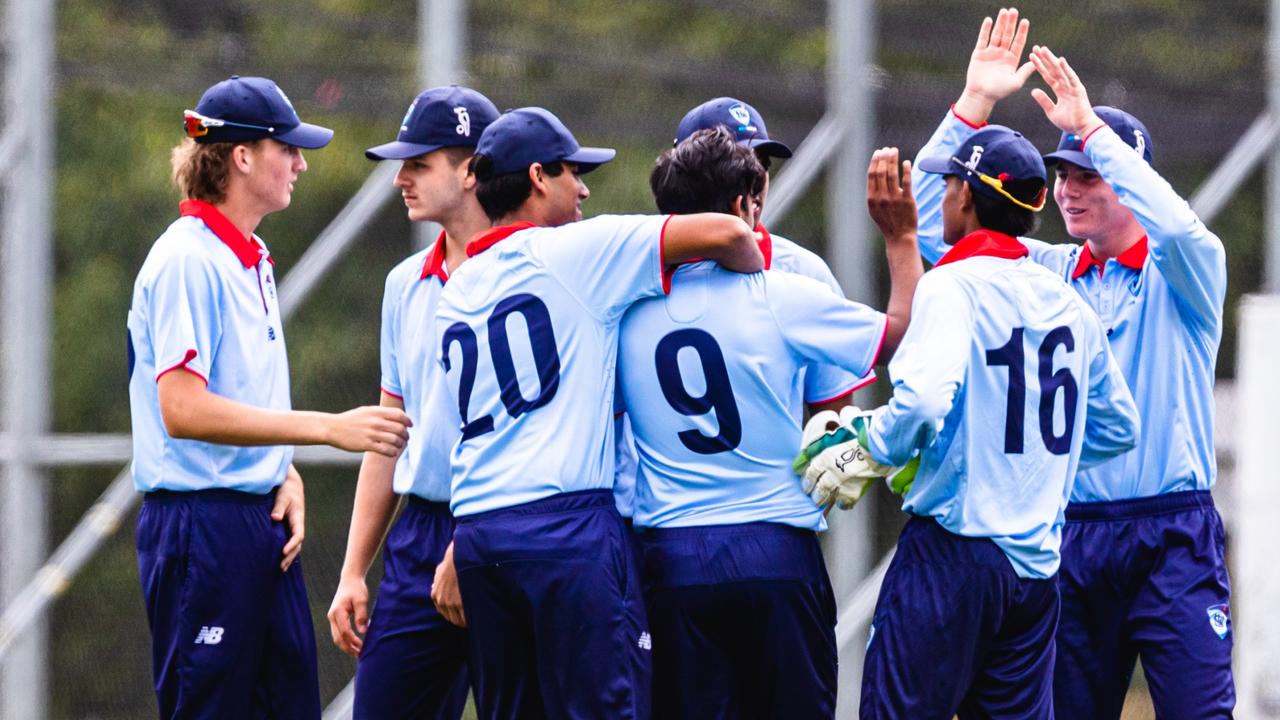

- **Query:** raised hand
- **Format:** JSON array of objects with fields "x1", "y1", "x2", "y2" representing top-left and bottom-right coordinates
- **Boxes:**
[
  {"x1": 956, "y1": 8, "x2": 1035, "y2": 122},
  {"x1": 1029, "y1": 46, "x2": 1106, "y2": 138},
  {"x1": 866, "y1": 147, "x2": 917, "y2": 245}
]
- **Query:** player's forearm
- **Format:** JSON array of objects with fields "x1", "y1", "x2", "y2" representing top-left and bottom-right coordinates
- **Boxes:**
[
  {"x1": 158, "y1": 370, "x2": 335, "y2": 446},
  {"x1": 881, "y1": 238, "x2": 924, "y2": 359},
  {"x1": 338, "y1": 454, "x2": 400, "y2": 581},
  {"x1": 662, "y1": 214, "x2": 764, "y2": 273}
]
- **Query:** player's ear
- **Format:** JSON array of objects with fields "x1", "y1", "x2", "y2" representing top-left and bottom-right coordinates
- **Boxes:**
[
  {"x1": 959, "y1": 181, "x2": 975, "y2": 212},
  {"x1": 230, "y1": 143, "x2": 254, "y2": 174},
  {"x1": 460, "y1": 154, "x2": 478, "y2": 191},
  {"x1": 730, "y1": 195, "x2": 754, "y2": 225},
  {"x1": 528, "y1": 162, "x2": 547, "y2": 195}
]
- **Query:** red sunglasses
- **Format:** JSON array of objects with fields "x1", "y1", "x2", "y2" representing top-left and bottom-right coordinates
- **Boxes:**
[{"x1": 183, "y1": 109, "x2": 275, "y2": 139}]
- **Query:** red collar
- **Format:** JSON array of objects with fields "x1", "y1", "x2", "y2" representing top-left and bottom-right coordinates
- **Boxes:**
[
  {"x1": 1070, "y1": 237, "x2": 1149, "y2": 279},
  {"x1": 934, "y1": 229, "x2": 1029, "y2": 267},
  {"x1": 466, "y1": 222, "x2": 539, "y2": 257},
  {"x1": 179, "y1": 199, "x2": 270, "y2": 269},
  {"x1": 756, "y1": 223, "x2": 774, "y2": 269},
  {"x1": 420, "y1": 230, "x2": 450, "y2": 282}
]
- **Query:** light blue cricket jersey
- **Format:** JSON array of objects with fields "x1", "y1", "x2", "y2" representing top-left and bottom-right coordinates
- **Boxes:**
[
  {"x1": 611, "y1": 227, "x2": 870, "y2": 517},
  {"x1": 619, "y1": 262, "x2": 887, "y2": 531},
  {"x1": 866, "y1": 231, "x2": 1140, "y2": 578},
  {"x1": 436, "y1": 215, "x2": 668, "y2": 517},
  {"x1": 127, "y1": 200, "x2": 292, "y2": 494},
  {"x1": 914, "y1": 110, "x2": 1225, "y2": 502},
  {"x1": 379, "y1": 235, "x2": 460, "y2": 502}
]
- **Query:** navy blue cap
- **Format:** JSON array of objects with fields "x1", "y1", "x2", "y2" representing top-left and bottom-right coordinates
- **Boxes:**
[
  {"x1": 474, "y1": 107, "x2": 616, "y2": 175},
  {"x1": 674, "y1": 97, "x2": 792, "y2": 159},
  {"x1": 1044, "y1": 106, "x2": 1153, "y2": 170},
  {"x1": 365, "y1": 85, "x2": 500, "y2": 160},
  {"x1": 918, "y1": 125, "x2": 1047, "y2": 209},
  {"x1": 186, "y1": 75, "x2": 333, "y2": 149}
]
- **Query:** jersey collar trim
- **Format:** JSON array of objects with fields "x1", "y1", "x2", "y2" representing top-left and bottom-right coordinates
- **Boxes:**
[
  {"x1": 933, "y1": 229, "x2": 1029, "y2": 267},
  {"x1": 179, "y1": 199, "x2": 271, "y2": 269},
  {"x1": 1071, "y1": 236, "x2": 1149, "y2": 279},
  {"x1": 756, "y1": 223, "x2": 774, "y2": 269},
  {"x1": 466, "y1": 222, "x2": 539, "y2": 257},
  {"x1": 420, "y1": 229, "x2": 450, "y2": 282}
]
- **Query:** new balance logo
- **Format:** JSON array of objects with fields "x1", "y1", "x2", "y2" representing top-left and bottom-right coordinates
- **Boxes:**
[
  {"x1": 193, "y1": 626, "x2": 224, "y2": 645},
  {"x1": 637, "y1": 632, "x2": 652, "y2": 651}
]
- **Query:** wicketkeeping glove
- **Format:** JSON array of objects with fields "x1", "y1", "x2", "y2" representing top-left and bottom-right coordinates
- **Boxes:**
[{"x1": 792, "y1": 406, "x2": 898, "y2": 510}]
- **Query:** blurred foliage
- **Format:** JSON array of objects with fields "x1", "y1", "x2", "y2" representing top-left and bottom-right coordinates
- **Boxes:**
[{"x1": 21, "y1": 0, "x2": 1265, "y2": 716}]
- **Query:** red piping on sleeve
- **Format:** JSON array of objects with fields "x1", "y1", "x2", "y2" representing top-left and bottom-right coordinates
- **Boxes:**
[
  {"x1": 1081, "y1": 123, "x2": 1107, "y2": 150},
  {"x1": 950, "y1": 105, "x2": 988, "y2": 130},
  {"x1": 659, "y1": 214, "x2": 675, "y2": 294},
  {"x1": 866, "y1": 318, "x2": 890, "y2": 370},
  {"x1": 380, "y1": 387, "x2": 404, "y2": 400},
  {"x1": 155, "y1": 349, "x2": 207, "y2": 385}
]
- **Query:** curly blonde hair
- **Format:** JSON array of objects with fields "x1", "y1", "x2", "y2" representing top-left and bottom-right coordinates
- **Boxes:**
[{"x1": 169, "y1": 138, "x2": 259, "y2": 203}]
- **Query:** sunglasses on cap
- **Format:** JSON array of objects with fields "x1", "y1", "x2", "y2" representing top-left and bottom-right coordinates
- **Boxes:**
[
  {"x1": 183, "y1": 109, "x2": 275, "y2": 139},
  {"x1": 950, "y1": 156, "x2": 1047, "y2": 213}
]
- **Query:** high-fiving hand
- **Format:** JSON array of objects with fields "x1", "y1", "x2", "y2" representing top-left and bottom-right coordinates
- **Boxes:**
[
  {"x1": 1028, "y1": 46, "x2": 1107, "y2": 138},
  {"x1": 956, "y1": 8, "x2": 1035, "y2": 122}
]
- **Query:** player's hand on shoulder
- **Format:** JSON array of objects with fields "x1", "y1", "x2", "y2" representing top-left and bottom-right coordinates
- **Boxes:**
[
  {"x1": 327, "y1": 405, "x2": 412, "y2": 457},
  {"x1": 327, "y1": 575, "x2": 370, "y2": 657},
  {"x1": 957, "y1": 8, "x2": 1035, "y2": 118},
  {"x1": 866, "y1": 148, "x2": 917, "y2": 245},
  {"x1": 1028, "y1": 46, "x2": 1106, "y2": 137}
]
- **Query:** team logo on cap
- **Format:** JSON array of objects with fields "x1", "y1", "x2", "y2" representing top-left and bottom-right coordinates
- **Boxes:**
[
  {"x1": 454, "y1": 106, "x2": 471, "y2": 137},
  {"x1": 728, "y1": 103, "x2": 756, "y2": 133},
  {"x1": 400, "y1": 100, "x2": 418, "y2": 133},
  {"x1": 1206, "y1": 603, "x2": 1230, "y2": 639},
  {"x1": 962, "y1": 145, "x2": 985, "y2": 172},
  {"x1": 1133, "y1": 129, "x2": 1146, "y2": 158}
]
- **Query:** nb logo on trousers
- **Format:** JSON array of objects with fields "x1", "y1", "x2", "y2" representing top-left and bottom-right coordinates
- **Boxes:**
[{"x1": 194, "y1": 626, "x2": 225, "y2": 645}]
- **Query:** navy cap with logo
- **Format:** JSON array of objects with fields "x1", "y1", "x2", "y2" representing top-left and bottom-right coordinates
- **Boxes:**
[
  {"x1": 365, "y1": 85, "x2": 500, "y2": 161},
  {"x1": 184, "y1": 75, "x2": 333, "y2": 149},
  {"x1": 1044, "y1": 105, "x2": 1153, "y2": 171},
  {"x1": 917, "y1": 125, "x2": 1047, "y2": 211},
  {"x1": 674, "y1": 97, "x2": 792, "y2": 159},
  {"x1": 474, "y1": 107, "x2": 616, "y2": 176}
]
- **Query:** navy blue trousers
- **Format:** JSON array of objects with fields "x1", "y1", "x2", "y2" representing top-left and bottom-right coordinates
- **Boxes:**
[
  {"x1": 861, "y1": 516, "x2": 1058, "y2": 720},
  {"x1": 638, "y1": 522, "x2": 837, "y2": 719},
  {"x1": 1054, "y1": 490, "x2": 1235, "y2": 719},
  {"x1": 136, "y1": 489, "x2": 320, "y2": 720},
  {"x1": 453, "y1": 489, "x2": 650, "y2": 720},
  {"x1": 354, "y1": 497, "x2": 469, "y2": 720}
]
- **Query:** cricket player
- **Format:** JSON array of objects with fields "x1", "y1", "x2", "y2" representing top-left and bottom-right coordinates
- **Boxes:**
[
  {"x1": 914, "y1": 8, "x2": 1233, "y2": 716},
  {"x1": 613, "y1": 97, "x2": 873, "y2": 518},
  {"x1": 128, "y1": 75, "x2": 411, "y2": 719},
  {"x1": 325, "y1": 85, "x2": 498, "y2": 720},
  {"x1": 847, "y1": 122, "x2": 1140, "y2": 719},
  {"x1": 618, "y1": 127, "x2": 922, "y2": 718},
  {"x1": 435, "y1": 106, "x2": 764, "y2": 718}
]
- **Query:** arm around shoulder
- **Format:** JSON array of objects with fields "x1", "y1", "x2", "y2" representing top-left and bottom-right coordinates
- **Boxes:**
[{"x1": 660, "y1": 213, "x2": 763, "y2": 274}]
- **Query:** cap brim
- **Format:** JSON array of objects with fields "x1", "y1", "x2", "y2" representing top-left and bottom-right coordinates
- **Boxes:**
[
  {"x1": 564, "y1": 146, "x2": 616, "y2": 174},
  {"x1": 274, "y1": 122, "x2": 334, "y2": 150},
  {"x1": 1043, "y1": 150, "x2": 1095, "y2": 170},
  {"x1": 915, "y1": 154, "x2": 956, "y2": 175},
  {"x1": 364, "y1": 140, "x2": 447, "y2": 161},
  {"x1": 746, "y1": 138, "x2": 792, "y2": 159}
]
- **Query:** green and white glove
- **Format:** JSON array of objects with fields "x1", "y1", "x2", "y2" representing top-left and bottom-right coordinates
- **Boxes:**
[{"x1": 793, "y1": 406, "x2": 898, "y2": 510}]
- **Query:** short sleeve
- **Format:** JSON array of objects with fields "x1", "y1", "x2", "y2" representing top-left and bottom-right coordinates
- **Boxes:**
[
  {"x1": 147, "y1": 251, "x2": 222, "y2": 383},
  {"x1": 766, "y1": 272, "x2": 887, "y2": 379},
  {"x1": 379, "y1": 269, "x2": 405, "y2": 399},
  {"x1": 535, "y1": 214, "x2": 669, "y2": 319}
]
